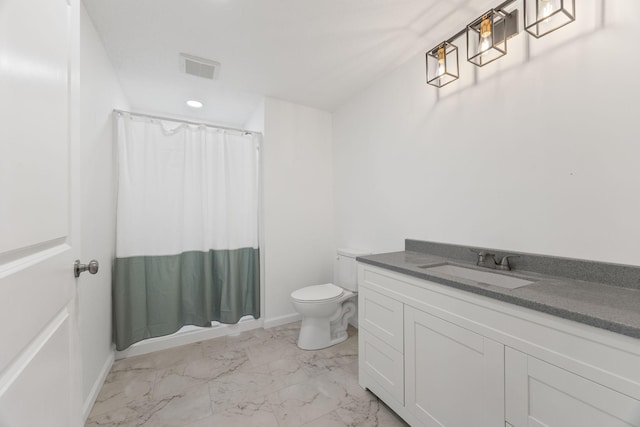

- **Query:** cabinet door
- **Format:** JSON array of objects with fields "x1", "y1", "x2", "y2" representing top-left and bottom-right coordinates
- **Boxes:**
[
  {"x1": 506, "y1": 347, "x2": 640, "y2": 427},
  {"x1": 405, "y1": 306, "x2": 504, "y2": 427},
  {"x1": 359, "y1": 286, "x2": 404, "y2": 352}
]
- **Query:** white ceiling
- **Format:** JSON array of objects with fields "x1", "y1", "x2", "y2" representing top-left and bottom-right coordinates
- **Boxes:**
[{"x1": 83, "y1": 0, "x2": 496, "y2": 126}]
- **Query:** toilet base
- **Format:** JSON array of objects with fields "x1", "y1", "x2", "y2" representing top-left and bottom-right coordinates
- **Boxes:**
[
  {"x1": 297, "y1": 320, "x2": 349, "y2": 350},
  {"x1": 296, "y1": 299, "x2": 356, "y2": 350}
]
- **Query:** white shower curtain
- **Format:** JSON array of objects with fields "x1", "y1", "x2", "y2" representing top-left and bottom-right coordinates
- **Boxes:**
[{"x1": 113, "y1": 112, "x2": 260, "y2": 350}]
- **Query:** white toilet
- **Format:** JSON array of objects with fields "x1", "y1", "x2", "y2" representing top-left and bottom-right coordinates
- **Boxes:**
[{"x1": 290, "y1": 248, "x2": 369, "y2": 350}]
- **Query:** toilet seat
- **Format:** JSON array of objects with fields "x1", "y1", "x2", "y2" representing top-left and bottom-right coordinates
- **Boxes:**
[{"x1": 291, "y1": 283, "x2": 344, "y2": 303}]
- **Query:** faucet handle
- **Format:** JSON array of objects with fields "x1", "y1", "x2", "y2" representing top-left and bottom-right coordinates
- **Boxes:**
[
  {"x1": 498, "y1": 255, "x2": 519, "y2": 271},
  {"x1": 469, "y1": 249, "x2": 496, "y2": 266}
]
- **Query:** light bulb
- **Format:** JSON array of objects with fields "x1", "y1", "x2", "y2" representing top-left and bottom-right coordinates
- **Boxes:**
[
  {"x1": 539, "y1": 0, "x2": 554, "y2": 23},
  {"x1": 479, "y1": 36, "x2": 491, "y2": 54},
  {"x1": 436, "y1": 46, "x2": 446, "y2": 77},
  {"x1": 478, "y1": 15, "x2": 492, "y2": 54}
]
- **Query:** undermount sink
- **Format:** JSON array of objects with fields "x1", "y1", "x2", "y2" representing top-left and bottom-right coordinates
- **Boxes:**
[{"x1": 419, "y1": 264, "x2": 535, "y2": 290}]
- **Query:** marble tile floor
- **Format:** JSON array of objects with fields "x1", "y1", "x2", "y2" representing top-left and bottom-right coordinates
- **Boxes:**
[{"x1": 85, "y1": 322, "x2": 409, "y2": 427}]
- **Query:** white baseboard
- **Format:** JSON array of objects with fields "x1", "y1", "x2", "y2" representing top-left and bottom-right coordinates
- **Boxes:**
[
  {"x1": 263, "y1": 313, "x2": 302, "y2": 329},
  {"x1": 83, "y1": 350, "x2": 114, "y2": 423},
  {"x1": 115, "y1": 317, "x2": 264, "y2": 359}
]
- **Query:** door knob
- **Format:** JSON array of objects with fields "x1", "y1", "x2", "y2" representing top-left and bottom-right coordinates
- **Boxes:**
[{"x1": 74, "y1": 260, "x2": 99, "y2": 278}]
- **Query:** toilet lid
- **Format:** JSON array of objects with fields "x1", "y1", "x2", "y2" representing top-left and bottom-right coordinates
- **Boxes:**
[{"x1": 291, "y1": 283, "x2": 344, "y2": 302}]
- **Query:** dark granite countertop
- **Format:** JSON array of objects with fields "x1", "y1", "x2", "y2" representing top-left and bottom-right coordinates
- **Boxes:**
[{"x1": 357, "y1": 249, "x2": 640, "y2": 339}]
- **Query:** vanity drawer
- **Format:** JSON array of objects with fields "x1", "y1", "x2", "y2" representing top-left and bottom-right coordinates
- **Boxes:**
[
  {"x1": 359, "y1": 328, "x2": 404, "y2": 407},
  {"x1": 358, "y1": 286, "x2": 404, "y2": 352}
]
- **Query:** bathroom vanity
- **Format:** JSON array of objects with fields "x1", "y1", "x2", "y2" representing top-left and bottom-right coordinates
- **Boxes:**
[{"x1": 357, "y1": 241, "x2": 640, "y2": 427}]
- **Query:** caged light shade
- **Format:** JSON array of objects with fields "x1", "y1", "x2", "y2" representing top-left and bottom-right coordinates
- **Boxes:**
[
  {"x1": 467, "y1": 9, "x2": 507, "y2": 67},
  {"x1": 524, "y1": 0, "x2": 575, "y2": 38},
  {"x1": 426, "y1": 42, "x2": 459, "y2": 88}
]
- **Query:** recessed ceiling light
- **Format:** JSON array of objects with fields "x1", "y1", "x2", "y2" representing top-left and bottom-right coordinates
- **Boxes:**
[{"x1": 186, "y1": 100, "x2": 203, "y2": 108}]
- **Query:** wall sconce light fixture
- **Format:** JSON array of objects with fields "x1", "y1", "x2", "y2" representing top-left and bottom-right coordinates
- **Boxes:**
[
  {"x1": 524, "y1": 0, "x2": 575, "y2": 38},
  {"x1": 425, "y1": 0, "x2": 575, "y2": 88},
  {"x1": 426, "y1": 42, "x2": 459, "y2": 88},
  {"x1": 467, "y1": 10, "x2": 508, "y2": 67}
]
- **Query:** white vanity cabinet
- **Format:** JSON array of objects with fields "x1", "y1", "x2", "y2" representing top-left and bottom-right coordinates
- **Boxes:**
[{"x1": 357, "y1": 263, "x2": 640, "y2": 427}]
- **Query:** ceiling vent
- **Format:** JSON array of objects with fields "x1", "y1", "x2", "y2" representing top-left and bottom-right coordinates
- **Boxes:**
[{"x1": 179, "y1": 53, "x2": 220, "y2": 80}]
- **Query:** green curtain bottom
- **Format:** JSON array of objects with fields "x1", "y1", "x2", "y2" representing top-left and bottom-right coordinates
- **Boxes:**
[{"x1": 113, "y1": 248, "x2": 260, "y2": 351}]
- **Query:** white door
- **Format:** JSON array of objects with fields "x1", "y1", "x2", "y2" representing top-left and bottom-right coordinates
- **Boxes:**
[{"x1": 0, "y1": 0, "x2": 82, "y2": 426}]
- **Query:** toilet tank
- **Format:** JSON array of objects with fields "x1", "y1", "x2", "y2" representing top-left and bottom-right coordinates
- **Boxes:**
[{"x1": 335, "y1": 248, "x2": 371, "y2": 291}]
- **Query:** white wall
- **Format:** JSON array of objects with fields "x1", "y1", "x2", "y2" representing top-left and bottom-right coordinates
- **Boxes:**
[
  {"x1": 79, "y1": 4, "x2": 129, "y2": 417},
  {"x1": 333, "y1": 0, "x2": 640, "y2": 267},
  {"x1": 244, "y1": 99, "x2": 265, "y2": 133},
  {"x1": 260, "y1": 98, "x2": 335, "y2": 324}
]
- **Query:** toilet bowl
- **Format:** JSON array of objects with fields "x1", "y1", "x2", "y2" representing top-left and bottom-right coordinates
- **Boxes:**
[
  {"x1": 291, "y1": 283, "x2": 356, "y2": 350},
  {"x1": 290, "y1": 248, "x2": 369, "y2": 350}
]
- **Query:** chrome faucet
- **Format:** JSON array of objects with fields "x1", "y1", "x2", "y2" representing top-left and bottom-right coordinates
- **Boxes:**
[{"x1": 470, "y1": 250, "x2": 519, "y2": 271}]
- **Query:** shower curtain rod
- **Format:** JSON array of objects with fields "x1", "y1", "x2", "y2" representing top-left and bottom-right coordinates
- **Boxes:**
[{"x1": 113, "y1": 109, "x2": 260, "y2": 135}]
